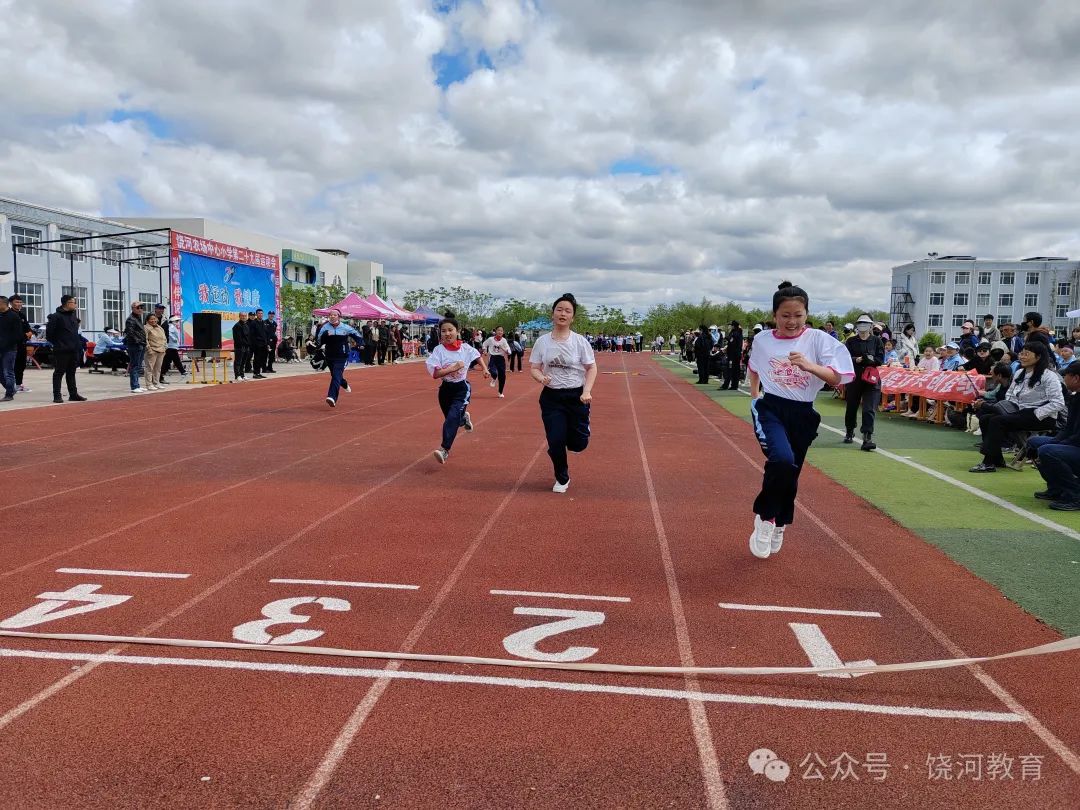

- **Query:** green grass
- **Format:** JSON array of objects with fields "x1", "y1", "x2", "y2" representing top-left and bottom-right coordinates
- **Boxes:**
[{"x1": 657, "y1": 356, "x2": 1080, "y2": 635}]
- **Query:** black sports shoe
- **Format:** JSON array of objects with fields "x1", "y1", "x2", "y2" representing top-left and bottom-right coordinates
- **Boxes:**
[
  {"x1": 1034, "y1": 490, "x2": 1059, "y2": 501},
  {"x1": 969, "y1": 462, "x2": 998, "y2": 473},
  {"x1": 69, "y1": 394, "x2": 88, "y2": 402},
  {"x1": 1049, "y1": 500, "x2": 1080, "y2": 511},
  {"x1": 843, "y1": 430, "x2": 854, "y2": 444}
]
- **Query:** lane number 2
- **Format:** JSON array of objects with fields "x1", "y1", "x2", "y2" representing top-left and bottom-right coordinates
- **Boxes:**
[{"x1": 501, "y1": 607, "x2": 606, "y2": 662}]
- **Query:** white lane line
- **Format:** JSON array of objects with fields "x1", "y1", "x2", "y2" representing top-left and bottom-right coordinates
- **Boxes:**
[
  {"x1": 0, "y1": 646, "x2": 1023, "y2": 724},
  {"x1": 655, "y1": 362, "x2": 1080, "y2": 777},
  {"x1": 489, "y1": 589, "x2": 631, "y2": 603},
  {"x1": 623, "y1": 362, "x2": 729, "y2": 810},
  {"x1": 270, "y1": 579, "x2": 419, "y2": 590},
  {"x1": 719, "y1": 603, "x2": 881, "y2": 618},
  {"x1": 694, "y1": 364, "x2": 1080, "y2": 545},
  {"x1": 293, "y1": 442, "x2": 546, "y2": 810},
  {"x1": 56, "y1": 568, "x2": 190, "y2": 580}
]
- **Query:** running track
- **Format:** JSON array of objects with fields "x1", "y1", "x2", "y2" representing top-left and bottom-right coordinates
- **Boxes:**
[{"x1": 0, "y1": 354, "x2": 1076, "y2": 808}]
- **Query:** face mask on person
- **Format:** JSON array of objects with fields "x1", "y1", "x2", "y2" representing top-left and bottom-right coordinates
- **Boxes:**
[{"x1": 856, "y1": 324, "x2": 872, "y2": 337}]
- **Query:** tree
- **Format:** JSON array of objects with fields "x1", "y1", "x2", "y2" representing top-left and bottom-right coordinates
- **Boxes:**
[{"x1": 919, "y1": 332, "x2": 944, "y2": 350}]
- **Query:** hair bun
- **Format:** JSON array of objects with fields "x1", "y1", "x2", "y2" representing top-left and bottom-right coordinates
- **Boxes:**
[
  {"x1": 443, "y1": 310, "x2": 455, "y2": 319},
  {"x1": 561, "y1": 293, "x2": 577, "y2": 302},
  {"x1": 777, "y1": 281, "x2": 793, "y2": 291}
]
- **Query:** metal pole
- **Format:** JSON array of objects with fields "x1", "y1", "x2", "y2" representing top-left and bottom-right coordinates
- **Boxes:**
[
  {"x1": 69, "y1": 253, "x2": 74, "y2": 293},
  {"x1": 11, "y1": 243, "x2": 17, "y2": 292}
]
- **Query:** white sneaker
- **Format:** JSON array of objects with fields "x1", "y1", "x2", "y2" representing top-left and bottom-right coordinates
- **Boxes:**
[
  {"x1": 16, "y1": 385, "x2": 30, "y2": 393},
  {"x1": 552, "y1": 480, "x2": 570, "y2": 493},
  {"x1": 149, "y1": 385, "x2": 160, "y2": 391},
  {"x1": 489, "y1": 379, "x2": 496, "y2": 388},
  {"x1": 132, "y1": 387, "x2": 147, "y2": 394},
  {"x1": 749, "y1": 515, "x2": 773, "y2": 559},
  {"x1": 770, "y1": 525, "x2": 785, "y2": 554},
  {"x1": 498, "y1": 393, "x2": 505, "y2": 398},
  {"x1": 433, "y1": 448, "x2": 448, "y2": 464},
  {"x1": 463, "y1": 412, "x2": 474, "y2": 432},
  {"x1": 342, "y1": 383, "x2": 352, "y2": 393},
  {"x1": 326, "y1": 397, "x2": 336, "y2": 408}
]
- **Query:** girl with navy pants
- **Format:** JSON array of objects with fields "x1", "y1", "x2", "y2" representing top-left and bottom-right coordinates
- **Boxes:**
[
  {"x1": 425, "y1": 314, "x2": 490, "y2": 464},
  {"x1": 746, "y1": 282, "x2": 854, "y2": 559}
]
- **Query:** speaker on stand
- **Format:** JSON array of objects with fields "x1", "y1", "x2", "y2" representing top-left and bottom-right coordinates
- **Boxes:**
[{"x1": 192, "y1": 312, "x2": 222, "y2": 350}]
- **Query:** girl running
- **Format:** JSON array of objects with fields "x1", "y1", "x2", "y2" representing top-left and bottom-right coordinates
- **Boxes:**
[
  {"x1": 483, "y1": 326, "x2": 512, "y2": 398},
  {"x1": 530, "y1": 293, "x2": 596, "y2": 493},
  {"x1": 426, "y1": 313, "x2": 490, "y2": 464},
  {"x1": 318, "y1": 309, "x2": 362, "y2": 407},
  {"x1": 747, "y1": 282, "x2": 854, "y2": 559}
]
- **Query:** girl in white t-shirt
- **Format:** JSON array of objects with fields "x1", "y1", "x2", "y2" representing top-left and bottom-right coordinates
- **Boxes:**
[
  {"x1": 482, "y1": 326, "x2": 512, "y2": 398},
  {"x1": 425, "y1": 313, "x2": 490, "y2": 465},
  {"x1": 530, "y1": 293, "x2": 597, "y2": 493},
  {"x1": 746, "y1": 282, "x2": 855, "y2": 559}
]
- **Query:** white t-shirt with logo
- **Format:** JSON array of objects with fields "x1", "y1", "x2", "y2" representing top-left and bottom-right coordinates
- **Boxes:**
[
  {"x1": 530, "y1": 332, "x2": 596, "y2": 389},
  {"x1": 482, "y1": 336, "x2": 511, "y2": 359},
  {"x1": 425, "y1": 343, "x2": 481, "y2": 384},
  {"x1": 748, "y1": 328, "x2": 854, "y2": 402}
]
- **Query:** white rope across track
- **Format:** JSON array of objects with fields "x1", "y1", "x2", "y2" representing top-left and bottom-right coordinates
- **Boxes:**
[{"x1": 1, "y1": 629, "x2": 1078, "y2": 678}]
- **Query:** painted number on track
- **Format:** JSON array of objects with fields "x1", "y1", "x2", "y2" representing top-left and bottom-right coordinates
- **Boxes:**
[
  {"x1": 232, "y1": 597, "x2": 351, "y2": 645},
  {"x1": 501, "y1": 607, "x2": 606, "y2": 662},
  {"x1": 0, "y1": 583, "x2": 132, "y2": 629}
]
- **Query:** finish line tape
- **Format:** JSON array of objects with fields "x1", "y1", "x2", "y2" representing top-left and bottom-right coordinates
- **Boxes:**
[{"x1": 0, "y1": 630, "x2": 1077, "y2": 678}]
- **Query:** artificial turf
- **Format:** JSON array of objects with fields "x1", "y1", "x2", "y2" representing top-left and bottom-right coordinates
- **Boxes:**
[{"x1": 657, "y1": 355, "x2": 1080, "y2": 635}]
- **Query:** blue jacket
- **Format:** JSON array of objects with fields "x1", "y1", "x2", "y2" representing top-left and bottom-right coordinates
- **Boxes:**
[{"x1": 318, "y1": 322, "x2": 363, "y2": 360}]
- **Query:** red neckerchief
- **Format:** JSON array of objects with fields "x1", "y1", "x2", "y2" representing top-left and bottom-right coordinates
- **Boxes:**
[{"x1": 442, "y1": 339, "x2": 462, "y2": 351}]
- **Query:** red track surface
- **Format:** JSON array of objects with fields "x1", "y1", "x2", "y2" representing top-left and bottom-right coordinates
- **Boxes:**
[{"x1": 0, "y1": 355, "x2": 1077, "y2": 808}]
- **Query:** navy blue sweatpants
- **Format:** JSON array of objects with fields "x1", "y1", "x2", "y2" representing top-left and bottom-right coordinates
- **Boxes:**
[
  {"x1": 749, "y1": 393, "x2": 821, "y2": 527},
  {"x1": 540, "y1": 386, "x2": 591, "y2": 485},
  {"x1": 438, "y1": 380, "x2": 471, "y2": 452}
]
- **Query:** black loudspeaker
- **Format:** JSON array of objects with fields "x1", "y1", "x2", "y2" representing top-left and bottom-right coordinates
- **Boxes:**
[{"x1": 192, "y1": 312, "x2": 222, "y2": 350}]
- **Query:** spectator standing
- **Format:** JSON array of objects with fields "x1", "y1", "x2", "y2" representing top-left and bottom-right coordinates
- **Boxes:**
[
  {"x1": 161, "y1": 316, "x2": 186, "y2": 381},
  {"x1": 9, "y1": 294, "x2": 32, "y2": 392},
  {"x1": 509, "y1": 331, "x2": 525, "y2": 371},
  {"x1": 958, "y1": 320, "x2": 980, "y2": 352},
  {"x1": 843, "y1": 314, "x2": 885, "y2": 450},
  {"x1": 897, "y1": 323, "x2": 919, "y2": 367},
  {"x1": 232, "y1": 312, "x2": 252, "y2": 382},
  {"x1": 982, "y1": 315, "x2": 1001, "y2": 344},
  {"x1": 143, "y1": 314, "x2": 167, "y2": 391},
  {"x1": 124, "y1": 302, "x2": 148, "y2": 393},
  {"x1": 377, "y1": 320, "x2": 390, "y2": 365},
  {"x1": 0, "y1": 295, "x2": 22, "y2": 401},
  {"x1": 45, "y1": 294, "x2": 88, "y2": 403},
  {"x1": 721, "y1": 321, "x2": 743, "y2": 390},
  {"x1": 249, "y1": 308, "x2": 269, "y2": 378},
  {"x1": 264, "y1": 311, "x2": 279, "y2": 373},
  {"x1": 693, "y1": 325, "x2": 713, "y2": 384}
]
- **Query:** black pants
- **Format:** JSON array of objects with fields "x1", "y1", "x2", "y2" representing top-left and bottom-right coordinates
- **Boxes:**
[
  {"x1": 52, "y1": 350, "x2": 79, "y2": 398},
  {"x1": 722, "y1": 357, "x2": 740, "y2": 389},
  {"x1": 162, "y1": 348, "x2": 185, "y2": 377},
  {"x1": 750, "y1": 394, "x2": 820, "y2": 527},
  {"x1": 978, "y1": 407, "x2": 1056, "y2": 466},
  {"x1": 14, "y1": 343, "x2": 26, "y2": 385},
  {"x1": 489, "y1": 355, "x2": 506, "y2": 394},
  {"x1": 377, "y1": 342, "x2": 387, "y2": 364},
  {"x1": 696, "y1": 356, "x2": 710, "y2": 383},
  {"x1": 844, "y1": 379, "x2": 881, "y2": 435},
  {"x1": 540, "y1": 386, "x2": 591, "y2": 485},
  {"x1": 510, "y1": 351, "x2": 523, "y2": 372},
  {"x1": 265, "y1": 343, "x2": 276, "y2": 371},
  {"x1": 438, "y1": 380, "x2": 471, "y2": 451},
  {"x1": 252, "y1": 346, "x2": 268, "y2": 375},
  {"x1": 234, "y1": 347, "x2": 251, "y2": 379}
]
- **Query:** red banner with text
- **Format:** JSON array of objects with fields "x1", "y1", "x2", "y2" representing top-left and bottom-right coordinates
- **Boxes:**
[{"x1": 879, "y1": 367, "x2": 986, "y2": 403}]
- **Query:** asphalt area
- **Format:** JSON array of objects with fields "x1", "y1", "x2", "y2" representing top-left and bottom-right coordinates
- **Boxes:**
[{"x1": 0, "y1": 353, "x2": 1077, "y2": 808}]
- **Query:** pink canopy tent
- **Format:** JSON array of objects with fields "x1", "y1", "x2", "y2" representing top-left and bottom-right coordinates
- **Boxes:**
[
  {"x1": 390, "y1": 298, "x2": 421, "y2": 321},
  {"x1": 363, "y1": 294, "x2": 406, "y2": 320},
  {"x1": 312, "y1": 292, "x2": 386, "y2": 319}
]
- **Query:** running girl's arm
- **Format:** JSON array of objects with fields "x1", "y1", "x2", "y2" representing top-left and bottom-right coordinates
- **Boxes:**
[
  {"x1": 431, "y1": 360, "x2": 465, "y2": 379},
  {"x1": 530, "y1": 362, "x2": 550, "y2": 386},
  {"x1": 788, "y1": 353, "x2": 843, "y2": 386},
  {"x1": 748, "y1": 370, "x2": 760, "y2": 398},
  {"x1": 580, "y1": 363, "x2": 596, "y2": 403}
]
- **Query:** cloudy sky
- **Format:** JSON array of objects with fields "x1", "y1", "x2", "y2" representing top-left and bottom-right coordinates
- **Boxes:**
[{"x1": 3, "y1": 0, "x2": 1079, "y2": 313}]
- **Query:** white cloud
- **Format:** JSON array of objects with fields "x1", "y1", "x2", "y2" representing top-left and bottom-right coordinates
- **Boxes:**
[{"x1": 1, "y1": 0, "x2": 1079, "y2": 315}]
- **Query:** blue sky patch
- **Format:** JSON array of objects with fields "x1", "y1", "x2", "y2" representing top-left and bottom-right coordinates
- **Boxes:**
[
  {"x1": 432, "y1": 47, "x2": 494, "y2": 88},
  {"x1": 610, "y1": 158, "x2": 670, "y2": 176},
  {"x1": 109, "y1": 109, "x2": 173, "y2": 138}
]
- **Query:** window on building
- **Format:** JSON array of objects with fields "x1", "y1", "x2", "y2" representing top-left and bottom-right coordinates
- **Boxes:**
[
  {"x1": 927, "y1": 314, "x2": 943, "y2": 328},
  {"x1": 15, "y1": 282, "x2": 45, "y2": 323},
  {"x1": 999, "y1": 293, "x2": 1014, "y2": 308},
  {"x1": 1056, "y1": 305, "x2": 1069, "y2": 319},
  {"x1": 101, "y1": 241, "x2": 124, "y2": 266},
  {"x1": 1026, "y1": 271, "x2": 1040, "y2": 286},
  {"x1": 102, "y1": 289, "x2": 123, "y2": 331},
  {"x1": 952, "y1": 314, "x2": 967, "y2": 327},
  {"x1": 930, "y1": 271, "x2": 946, "y2": 285},
  {"x1": 999, "y1": 313, "x2": 1013, "y2": 325},
  {"x1": 977, "y1": 271, "x2": 992, "y2": 285},
  {"x1": 137, "y1": 248, "x2": 157, "y2": 270},
  {"x1": 976, "y1": 293, "x2": 991, "y2": 308},
  {"x1": 929, "y1": 292, "x2": 945, "y2": 306},
  {"x1": 61, "y1": 285, "x2": 88, "y2": 325},
  {"x1": 11, "y1": 225, "x2": 41, "y2": 255},
  {"x1": 58, "y1": 235, "x2": 87, "y2": 262},
  {"x1": 138, "y1": 293, "x2": 160, "y2": 317},
  {"x1": 1024, "y1": 293, "x2": 1039, "y2": 308},
  {"x1": 1058, "y1": 282, "x2": 1072, "y2": 298},
  {"x1": 954, "y1": 271, "x2": 970, "y2": 285},
  {"x1": 1000, "y1": 272, "x2": 1015, "y2": 286},
  {"x1": 953, "y1": 293, "x2": 968, "y2": 307}
]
